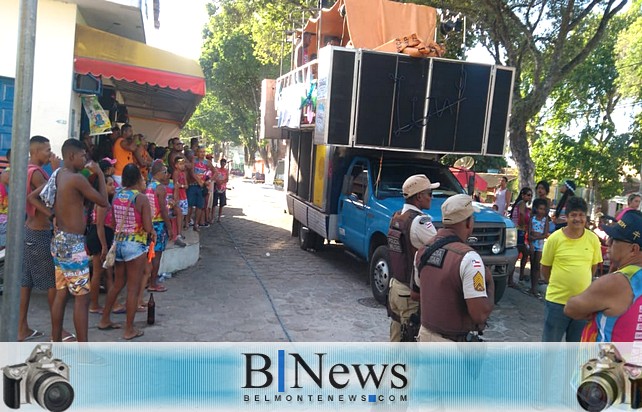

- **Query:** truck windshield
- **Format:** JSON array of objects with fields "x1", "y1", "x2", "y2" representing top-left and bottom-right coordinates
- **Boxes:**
[{"x1": 373, "y1": 163, "x2": 465, "y2": 199}]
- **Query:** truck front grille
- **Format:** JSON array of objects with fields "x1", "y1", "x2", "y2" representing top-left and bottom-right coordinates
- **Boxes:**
[{"x1": 467, "y1": 223, "x2": 504, "y2": 255}]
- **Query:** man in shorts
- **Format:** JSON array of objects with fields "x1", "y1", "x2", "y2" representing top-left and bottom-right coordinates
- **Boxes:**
[
  {"x1": 20, "y1": 136, "x2": 56, "y2": 342},
  {"x1": 41, "y1": 139, "x2": 108, "y2": 342}
]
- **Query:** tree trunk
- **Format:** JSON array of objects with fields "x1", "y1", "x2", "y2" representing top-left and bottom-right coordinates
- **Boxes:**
[{"x1": 509, "y1": 115, "x2": 535, "y2": 190}]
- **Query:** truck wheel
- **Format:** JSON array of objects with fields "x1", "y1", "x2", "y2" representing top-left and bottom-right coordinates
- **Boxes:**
[
  {"x1": 494, "y1": 275, "x2": 507, "y2": 304},
  {"x1": 299, "y1": 225, "x2": 316, "y2": 250},
  {"x1": 369, "y1": 245, "x2": 390, "y2": 305}
]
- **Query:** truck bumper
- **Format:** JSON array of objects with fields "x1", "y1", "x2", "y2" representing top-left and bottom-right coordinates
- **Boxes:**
[{"x1": 482, "y1": 247, "x2": 518, "y2": 280}]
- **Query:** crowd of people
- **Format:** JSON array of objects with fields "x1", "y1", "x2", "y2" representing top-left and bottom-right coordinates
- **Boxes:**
[
  {"x1": 0, "y1": 127, "x2": 229, "y2": 342},
  {"x1": 388, "y1": 173, "x2": 642, "y2": 344}
]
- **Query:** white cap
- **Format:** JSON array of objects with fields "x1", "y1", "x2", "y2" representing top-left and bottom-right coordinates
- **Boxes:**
[
  {"x1": 402, "y1": 174, "x2": 440, "y2": 198},
  {"x1": 442, "y1": 194, "x2": 480, "y2": 224}
]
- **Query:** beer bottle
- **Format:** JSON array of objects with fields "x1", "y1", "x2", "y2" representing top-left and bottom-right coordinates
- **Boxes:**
[{"x1": 147, "y1": 293, "x2": 155, "y2": 325}]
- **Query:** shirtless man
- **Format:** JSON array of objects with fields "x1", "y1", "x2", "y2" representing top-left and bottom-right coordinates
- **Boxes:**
[
  {"x1": 167, "y1": 138, "x2": 183, "y2": 176},
  {"x1": 19, "y1": 136, "x2": 57, "y2": 342},
  {"x1": 43, "y1": 139, "x2": 108, "y2": 342}
]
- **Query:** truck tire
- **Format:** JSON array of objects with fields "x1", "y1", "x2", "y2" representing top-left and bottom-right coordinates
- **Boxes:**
[
  {"x1": 494, "y1": 275, "x2": 507, "y2": 304},
  {"x1": 299, "y1": 225, "x2": 319, "y2": 250},
  {"x1": 370, "y1": 245, "x2": 390, "y2": 305}
]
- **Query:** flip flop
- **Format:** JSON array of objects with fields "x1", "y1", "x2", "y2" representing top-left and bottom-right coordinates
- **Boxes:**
[
  {"x1": 123, "y1": 329, "x2": 144, "y2": 341},
  {"x1": 147, "y1": 285, "x2": 167, "y2": 292},
  {"x1": 98, "y1": 323, "x2": 122, "y2": 331},
  {"x1": 89, "y1": 308, "x2": 103, "y2": 314},
  {"x1": 62, "y1": 334, "x2": 77, "y2": 342},
  {"x1": 136, "y1": 305, "x2": 147, "y2": 313},
  {"x1": 20, "y1": 329, "x2": 44, "y2": 342},
  {"x1": 112, "y1": 307, "x2": 126, "y2": 314}
]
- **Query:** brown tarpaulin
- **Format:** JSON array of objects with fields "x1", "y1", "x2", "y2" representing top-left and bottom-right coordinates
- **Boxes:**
[{"x1": 302, "y1": 0, "x2": 437, "y2": 50}]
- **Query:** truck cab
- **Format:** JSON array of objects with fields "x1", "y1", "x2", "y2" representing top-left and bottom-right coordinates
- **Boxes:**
[{"x1": 336, "y1": 154, "x2": 517, "y2": 304}]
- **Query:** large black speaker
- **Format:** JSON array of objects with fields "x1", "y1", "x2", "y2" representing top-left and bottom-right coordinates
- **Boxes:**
[
  {"x1": 314, "y1": 47, "x2": 355, "y2": 146},
  {"x1": 353, "y1": 51, "x2": 428, "y2": 150},
  {"x1": 486, "y1": 67, "x2": 514, "y2": 155},
  {"x1": 423, "y1": 60, "x2": 491, "y2": 154},
  {"x1": 326, "y1": 49, "x2": 355, "y2": 145}
]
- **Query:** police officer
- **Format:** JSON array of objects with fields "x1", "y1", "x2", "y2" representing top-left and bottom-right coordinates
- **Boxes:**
[
  {"x1": 413, "y1": 194, "x2": 494, "y2": 342},
  {"x1": 387, "y1": 174, "x2": 439, "y2": 342}
]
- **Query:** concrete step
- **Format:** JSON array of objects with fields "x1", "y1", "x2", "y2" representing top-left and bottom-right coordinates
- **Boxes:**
[{"x1": 159, "y1": 230, "x2": 199, "y2": 274}]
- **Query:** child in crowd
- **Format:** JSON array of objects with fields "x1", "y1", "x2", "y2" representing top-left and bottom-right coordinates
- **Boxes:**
[
  {"x1": 144, "y1": 160, "x2": 173, "y2": 294},
  {"x1": 508, "y1": 187, "x2": 532, "y2": 287},
  {"x1": 172, "y1": 156, "x2": 189, "y2": 233},
  {"x1": 529, "y1": 198, "x2": 550, "y2": 297},
  {"x1": 164, "y1": 169, "x2": 186, "y2": 248}
]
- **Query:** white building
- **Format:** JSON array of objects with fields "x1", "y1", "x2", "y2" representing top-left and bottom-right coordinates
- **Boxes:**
[{"x1": 0, "y1": 0, "x2": 205, "y2": 155}]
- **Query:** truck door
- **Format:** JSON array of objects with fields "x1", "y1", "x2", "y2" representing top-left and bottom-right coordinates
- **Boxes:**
[{"x1": 338, "y1": 161, "x2": 369, "y2": 254}]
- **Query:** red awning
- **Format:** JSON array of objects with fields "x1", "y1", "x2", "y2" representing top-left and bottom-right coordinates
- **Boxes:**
[
  {"x1": 450, "y1": 168, "x2": 488, "y2": 191},
  {"x1": 74, "y1": 57, "x2": 205, "y2": 96}
]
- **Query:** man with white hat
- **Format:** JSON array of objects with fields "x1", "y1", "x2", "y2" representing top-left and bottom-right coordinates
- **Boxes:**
[
  {"x1": 413, "y1": 194, "x2": 494, "y2": 342},
  {"x1": 387, "y1": 174, "x2": 439, "y2": 342}
]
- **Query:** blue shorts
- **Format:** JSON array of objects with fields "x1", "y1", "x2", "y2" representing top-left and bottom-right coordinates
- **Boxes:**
[
  {"x1": 153, "y1": 221, "x2": 167, "y2": 252},
  {"x1": 187, "y1": 185, "x2": 204, "y2": 209},
  {"x1": 115, "y1": 240, "x2": 148, "y2": 262},
  {"x1": 178, "y1": 199, "x2": 188, "y2": 216},
  {"x1": 0, "y1": 220, "x2": 6, "y2": 247}
]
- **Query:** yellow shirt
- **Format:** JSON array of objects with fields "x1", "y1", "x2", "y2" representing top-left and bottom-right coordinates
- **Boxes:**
[{"x1": 541, "y1": 228, "x2": 602, "y2": 305}]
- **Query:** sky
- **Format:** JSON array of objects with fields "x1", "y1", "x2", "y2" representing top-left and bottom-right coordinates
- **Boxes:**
[{"x1": 146, "y1": 0, "x2": 211, "y2": 60}]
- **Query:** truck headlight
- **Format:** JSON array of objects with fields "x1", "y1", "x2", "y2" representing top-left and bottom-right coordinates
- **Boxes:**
[{"x1": 505, "y1": 228, "x2": 517, "y2": 248}]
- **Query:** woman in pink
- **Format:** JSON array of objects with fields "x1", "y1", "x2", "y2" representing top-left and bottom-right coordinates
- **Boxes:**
[
  {"x1": 87, "y1": 175, "x2": 124, "y2": 314},
  {"x1": 616, "y1": 193, "x2": 641, "y2": 220},
  {"x1": 98, "y1": 164, "x2": 156, "y2": 340},
  {"x1": 172, "y1": 156, "x2": 188, "y2": 232}
]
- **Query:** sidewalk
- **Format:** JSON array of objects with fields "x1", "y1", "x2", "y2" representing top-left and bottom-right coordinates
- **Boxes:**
[{"x1": 2, "y1": 179, "x2": 546, "y2": 342}]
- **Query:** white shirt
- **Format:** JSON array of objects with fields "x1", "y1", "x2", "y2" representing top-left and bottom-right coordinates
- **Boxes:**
[
  {"x1": 494, "y1": 187, "x2": 508, "y2": 215},
  {"x1": 402, "y1": 204, "x2": 437, "y2": 249}
]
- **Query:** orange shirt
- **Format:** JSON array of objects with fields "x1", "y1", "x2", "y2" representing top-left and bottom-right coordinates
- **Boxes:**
[{"x1": 113, "y1": 137, "x2": 133, "y2": 176}]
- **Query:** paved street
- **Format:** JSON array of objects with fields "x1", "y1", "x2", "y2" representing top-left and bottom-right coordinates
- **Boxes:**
[{"x1": 8, "y1": 178, "x2": 546, "y2": 342}]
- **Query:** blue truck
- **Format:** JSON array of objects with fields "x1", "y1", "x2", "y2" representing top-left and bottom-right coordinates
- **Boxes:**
[
  {"x1": 285, "y1": 141, "x2": 517, "y2": 304},
  {"x1": 264, "y1": 44, "x2": 518, "y2": 303}
]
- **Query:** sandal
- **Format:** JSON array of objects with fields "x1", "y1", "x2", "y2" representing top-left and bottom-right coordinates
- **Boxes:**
[{"x1": 147, "y1": 285, "x2": 167, "y2": 292}]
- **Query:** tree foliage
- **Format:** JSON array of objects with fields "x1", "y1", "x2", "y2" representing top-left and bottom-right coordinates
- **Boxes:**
[
  {"x1": 421, "y1": 0, "x2": 629, "y2": 190},
  {"x1": 531, "y1": 4, "x2": 642, "y2": 202},
  {"x1": 616, "y1": 0, "x2": 642, "y2": 100},
  {"x1": 189, "y1": 0, "x2": 315, "y2": 168}
]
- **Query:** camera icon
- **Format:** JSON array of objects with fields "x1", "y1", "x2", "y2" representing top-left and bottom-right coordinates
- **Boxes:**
[
  {"x1": 3, "y1": 344, "x2": 74, "y2": 411},
  {"x1": 577, "y1": 343, "x2": 642, "y2": 411}
]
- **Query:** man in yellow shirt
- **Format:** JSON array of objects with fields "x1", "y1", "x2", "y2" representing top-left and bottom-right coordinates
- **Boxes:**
[{"x1": 541, "y1": 196, "x2": 602, "y2": 341}]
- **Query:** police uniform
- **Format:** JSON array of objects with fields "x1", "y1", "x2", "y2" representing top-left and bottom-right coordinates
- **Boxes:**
[
  {"x1": 413, "y1": 194, "x2": 490, "y2": 342},
  {"x1": 387, "y1": 174, "x2": 439, "y2": 342}
]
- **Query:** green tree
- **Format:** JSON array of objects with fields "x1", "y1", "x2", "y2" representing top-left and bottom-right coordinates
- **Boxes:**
[
  {"x1": 616, "y1": 0, "x2": 642, "y2": 188},
  {"x1": 193, "y1": 0, "x2": 315, "y2": 170},
  {"x1": 421, "y1": 0, "x2": 628, "y2": 189},
  {"x1": 532, "y1": 6, "x2": 641, "y2": 204}
]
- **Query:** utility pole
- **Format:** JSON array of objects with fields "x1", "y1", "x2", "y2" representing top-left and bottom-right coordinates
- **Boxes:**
[{"x1": 0, "y1": 0, "x2": 38, "y2": 342}]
